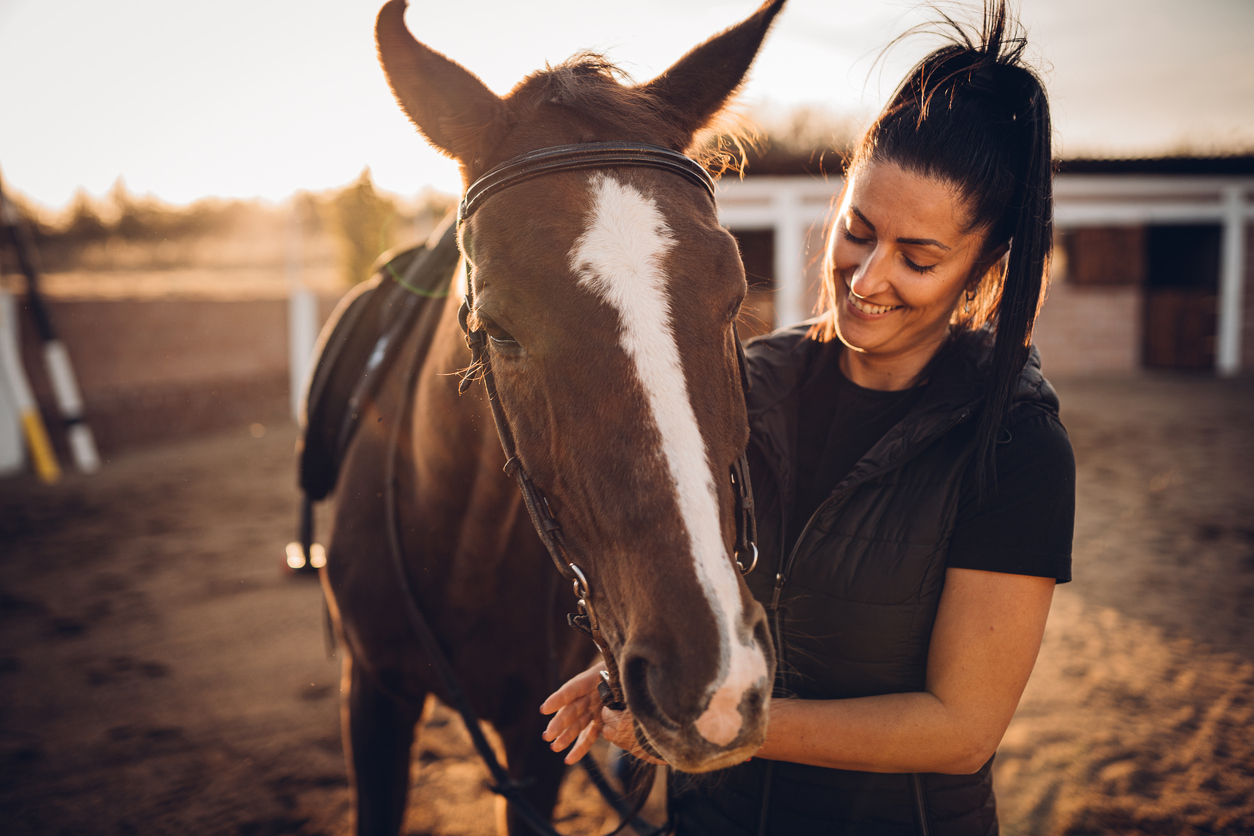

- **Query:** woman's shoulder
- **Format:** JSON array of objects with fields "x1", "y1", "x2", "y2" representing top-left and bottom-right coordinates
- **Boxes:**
[
  {"x1": 743, "y1": 322, "x2": 829, "y2": 414},
  {"x1": 950, "y1": 410, "x2": 1076, "y2": 581}
]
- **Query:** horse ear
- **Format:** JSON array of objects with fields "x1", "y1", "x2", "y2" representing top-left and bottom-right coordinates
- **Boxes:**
[
  {"x1": 375, "y1": 0, "x2": 510, "y2": 165},
  {"x1": 640, "y1": 0, "x2": 786, "y2": 140}
]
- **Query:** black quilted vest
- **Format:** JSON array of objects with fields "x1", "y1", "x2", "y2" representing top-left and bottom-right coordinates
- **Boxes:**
[{"x1": 670, "y1": 326, "x2": 1061, "y2": 836}]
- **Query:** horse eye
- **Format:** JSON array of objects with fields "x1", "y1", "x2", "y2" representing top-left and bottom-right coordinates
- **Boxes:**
[
  {"x1": 482, "y1": 318, "x2": 520, "y2": 350},
  {"x1": 489, "y1": 333, "x2": 519, "y2": 349},
  {"x1": 473, "y1": 310, "x2": 519, "y2": 348}
]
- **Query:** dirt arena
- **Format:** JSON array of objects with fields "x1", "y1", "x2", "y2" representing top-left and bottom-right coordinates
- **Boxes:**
[{"x1": 1, "y1": 374, "x2": 1251, "y2": 836}]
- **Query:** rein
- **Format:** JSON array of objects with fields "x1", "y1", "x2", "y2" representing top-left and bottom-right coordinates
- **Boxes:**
[{"x1": 456, "y1": 140, "x2": 760, "y2": 733}]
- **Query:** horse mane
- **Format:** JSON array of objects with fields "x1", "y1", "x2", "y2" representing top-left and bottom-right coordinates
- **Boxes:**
[{"x1": 507, "y1": 52, "x2": 752, "y2": 174}]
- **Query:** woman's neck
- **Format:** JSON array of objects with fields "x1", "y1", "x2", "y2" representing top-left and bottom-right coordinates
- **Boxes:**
[{"x1": 838, "y1": 334, "x2": 947, "y2": 391}]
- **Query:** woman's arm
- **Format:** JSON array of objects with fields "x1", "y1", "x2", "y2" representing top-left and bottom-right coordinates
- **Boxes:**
[
  {"x1": 753, "y1": 567, "x2": 1054, "y2": 773},
  {"x1": 542, "y1": 567, "x2": 1053, "y2": 774}
]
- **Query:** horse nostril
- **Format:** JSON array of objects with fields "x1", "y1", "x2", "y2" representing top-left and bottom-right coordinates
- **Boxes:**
[{"x1": 620, "y1": 650, "x2": 681, "y2": 731}]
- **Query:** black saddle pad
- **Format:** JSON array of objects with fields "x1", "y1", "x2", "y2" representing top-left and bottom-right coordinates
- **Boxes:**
[{"x1": 298, "y1": 220, "x2": 460, "y2": 501}]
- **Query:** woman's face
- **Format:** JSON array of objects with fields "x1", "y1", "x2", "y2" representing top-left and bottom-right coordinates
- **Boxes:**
[{"x1": 829, "y1": 161, "x2": 994, "y2": 385}]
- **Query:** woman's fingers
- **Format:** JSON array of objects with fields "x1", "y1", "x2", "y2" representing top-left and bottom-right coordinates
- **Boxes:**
[
  {"x1": 539, "y1": 666, "x2": 603, "y2": 715},
  {"x1": 601, "y1": 708, "x2": 667, "y2": 766},
  {"x1": 549, "y1": 707, "x2": 595, "y2": 751},
  {"x1": 599, "y1": 708, "x2": 635, "y2": 750},
  {"x1": 542, "y1": 695, "x2": 585, "y2": 740},
  {"x1": 565, "y1": 718, "x2": 602, "y2": 765},
  {"x1": 542, "y1": 690, "x2": 598, "y2": 742}
]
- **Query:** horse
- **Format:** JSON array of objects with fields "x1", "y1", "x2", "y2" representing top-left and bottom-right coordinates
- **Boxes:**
[{"x1": 322, "y1": 1, "x2": 785, "y2": 833}]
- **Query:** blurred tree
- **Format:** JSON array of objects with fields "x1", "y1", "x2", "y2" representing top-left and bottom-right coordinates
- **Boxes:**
[
  {"x1": 329, "y1": 168, "x2": 398, "y2": 286},
  {"x1": 62, "y1": 189, "x2": 111, "y2": 244},
  {"x1": 109, "y1": 178, "x2": 168, "y2": 241}
]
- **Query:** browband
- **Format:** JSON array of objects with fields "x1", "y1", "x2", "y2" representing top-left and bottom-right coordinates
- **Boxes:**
[{"x1": 458, "y1": 142, "x2": 717, "y2": 224}]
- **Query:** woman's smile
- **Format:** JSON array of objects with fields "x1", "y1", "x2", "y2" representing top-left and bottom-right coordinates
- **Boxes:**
[{"x1": 845, "y1": 289, "x2": 903, "y2": 318}]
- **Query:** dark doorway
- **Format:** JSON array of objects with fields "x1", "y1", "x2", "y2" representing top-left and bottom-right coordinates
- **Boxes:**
[
  {"x1": 1143, "y1": 225, "x2": 1220, "y2": 369},
  {"x1": 729, "y1": 229, "x2": 776, "y2": 338}
]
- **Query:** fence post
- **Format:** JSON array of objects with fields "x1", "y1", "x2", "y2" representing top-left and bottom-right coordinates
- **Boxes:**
[
  {"x1": 774, "y1": 185, "x2": 805, "y2": 327},
  {"x1": 287, "y1": 201, "x2": 318, "y2": 420},
  {"x1": 1216, "y1": 186, "x2": 1246, "y2": 376}
]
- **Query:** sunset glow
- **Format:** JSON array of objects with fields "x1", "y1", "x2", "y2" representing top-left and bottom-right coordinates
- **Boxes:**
[{"x1": 1, "y1": 0, "x2": 1251, "y2": 209}]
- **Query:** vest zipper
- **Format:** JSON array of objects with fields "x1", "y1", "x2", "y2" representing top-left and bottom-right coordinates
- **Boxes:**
[{"x1": 770, "y1": 406, "x2": 974, "y2": 610}]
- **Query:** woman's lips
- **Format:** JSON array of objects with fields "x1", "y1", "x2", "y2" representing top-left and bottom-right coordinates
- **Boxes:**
[{"x1": 846, "y1": 292, "x2": 903, "y2": 317}]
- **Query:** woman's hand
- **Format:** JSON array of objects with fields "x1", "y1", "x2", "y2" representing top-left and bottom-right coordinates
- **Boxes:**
[
  {"x1": 599, "y1": 706, "x2": 667, "y2": 766},
  {"x1": 540, "y1": 665, "x2": 604, "y2": 765},
  {"x1": 540, "y1": 666, "x2": 666, "y2": 766}
]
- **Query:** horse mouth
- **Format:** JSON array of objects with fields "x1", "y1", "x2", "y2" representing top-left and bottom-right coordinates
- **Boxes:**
[
  {"x1": 638, "y1": 706, "x2": 768, "y2": 774},
  {"x1": 626, "y1": 666, "x2": 771, "y2": 773}
]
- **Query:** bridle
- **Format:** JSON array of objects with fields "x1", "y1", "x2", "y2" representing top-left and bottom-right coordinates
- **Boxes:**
[{"x1": 454, "y1": 141, "x2": 759, "y2": 716}]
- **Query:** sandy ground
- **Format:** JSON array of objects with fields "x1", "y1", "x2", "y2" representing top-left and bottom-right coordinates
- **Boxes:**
[{"x1": 1, "y1": 374, "x2": 1251, "y2": 836}]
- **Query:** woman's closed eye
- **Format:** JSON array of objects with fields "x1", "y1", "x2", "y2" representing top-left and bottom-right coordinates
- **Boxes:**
[
  {"x1": 902, "y1": 255, "x2": 937, "y2": 274},
  {"x1": 841, "y1": 225, "x2": 871, "y2": 246}
]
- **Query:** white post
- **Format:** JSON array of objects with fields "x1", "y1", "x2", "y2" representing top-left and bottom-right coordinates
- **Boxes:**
[
  {"x1": 287, "y1": 202, "x2": 318, "y2": 421},
  {"x1": 0, "y1": 290, "x2": 27, "y2": 476},
  {"x1": 0, "y1": 289, "x2": 60, "y2": 481},
  {"x1": 43, "y1": 339, "x2": 100, "y2": 472},
  {"x1": 1217, "y1": 186, "x2": 1246, "y2": 377},
  {"x1": 774, "y1": 186, "x2": 805, "y2": 327}
]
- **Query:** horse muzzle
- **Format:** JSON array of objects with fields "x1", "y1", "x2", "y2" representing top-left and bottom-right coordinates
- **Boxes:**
[{"x1": 616, "y1": 613, "x2": 774, "y2": 773}]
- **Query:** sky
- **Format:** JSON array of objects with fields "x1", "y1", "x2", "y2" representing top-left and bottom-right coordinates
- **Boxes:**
[{"x1": 1, "y1": 0, "x2": 1252, "y2": 210}]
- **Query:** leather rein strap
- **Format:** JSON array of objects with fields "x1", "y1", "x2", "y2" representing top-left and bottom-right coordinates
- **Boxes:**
[{"x1": 455, "y1": 142, "x2": 760, "y2": 720}]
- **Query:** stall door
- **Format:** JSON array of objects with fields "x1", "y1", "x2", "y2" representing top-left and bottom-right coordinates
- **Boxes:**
[{"x1": 1143, "y1": 225, "x2": 1220, "y2": 369}]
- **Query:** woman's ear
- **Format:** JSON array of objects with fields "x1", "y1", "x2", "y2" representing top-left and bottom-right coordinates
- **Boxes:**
[
  {"x1": 969, "y1": 242, "x2": 1009, "y2": 293},
  {"x1": 984, "y1": 242, "x2": 1010, "y2": 271}
]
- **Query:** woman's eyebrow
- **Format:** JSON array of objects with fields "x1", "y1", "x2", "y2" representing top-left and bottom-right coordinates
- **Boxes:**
[
  {"x1": 850, "y1": 206, "x2": 876, "y2": 232},
  {"x1": 898, "y1": 236, "x2": 951, "y2": 250},
  {"x1": 851, "y1": 206, "x2": 952, "y2": 251}
]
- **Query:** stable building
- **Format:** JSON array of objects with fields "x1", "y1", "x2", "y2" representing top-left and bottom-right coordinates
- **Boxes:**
[{"x1": 717, "y1": 156, "x2": 1254, "y2": 377}]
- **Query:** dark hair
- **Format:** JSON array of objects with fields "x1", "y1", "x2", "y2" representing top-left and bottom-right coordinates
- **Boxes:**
[{"x1": 812, "y1": 0, "x2": 1053, "y2": 492}]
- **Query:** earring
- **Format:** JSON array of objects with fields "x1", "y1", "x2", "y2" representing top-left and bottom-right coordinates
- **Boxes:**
[{"x1": 964, "y1": 289, "x2": 975, "y2": 315}]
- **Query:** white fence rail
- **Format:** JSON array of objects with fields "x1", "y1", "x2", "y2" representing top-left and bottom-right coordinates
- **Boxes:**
[{"x1": 716, "y1": 173, "x2": 1254, "y2": 375}]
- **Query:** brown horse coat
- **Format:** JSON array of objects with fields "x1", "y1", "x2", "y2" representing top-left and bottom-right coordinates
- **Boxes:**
[{"x1": 324, "y1": 3, "x2": 787, "y2": 834}]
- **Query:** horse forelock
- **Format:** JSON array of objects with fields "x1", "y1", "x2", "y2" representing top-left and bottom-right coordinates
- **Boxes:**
[
  {"x1": 569, "y1": 173, "x2": 765, "y2": 745},
  {"x1": 505, "y1": 54, "x2": 670, "y2": 144},
  {"x1": 502, "y1": 53, "x2": 751, "y2": 169}
]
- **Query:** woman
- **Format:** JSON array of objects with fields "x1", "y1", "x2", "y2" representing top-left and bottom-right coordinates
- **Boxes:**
[{"x1": 541, "y1": 2, "x2": 1074, "y2": 833}]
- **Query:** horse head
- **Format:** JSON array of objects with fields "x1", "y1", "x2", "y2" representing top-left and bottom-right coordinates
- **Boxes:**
[{"x1": 376, "y1": 0, "x2": 782, "y2": 773}]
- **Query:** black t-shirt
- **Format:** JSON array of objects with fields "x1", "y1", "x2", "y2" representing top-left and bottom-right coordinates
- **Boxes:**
[{"x1": 790, "y1": 350, "x2": 1074, "y2": 582}]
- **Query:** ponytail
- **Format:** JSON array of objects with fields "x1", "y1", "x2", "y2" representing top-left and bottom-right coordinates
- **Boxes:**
[
  {"x1": 974, "y1": 75, "x2": 1052, "y2": 492},
  {"x1": 813, "y1": 0, "x2": 1054, "y2": 495}
]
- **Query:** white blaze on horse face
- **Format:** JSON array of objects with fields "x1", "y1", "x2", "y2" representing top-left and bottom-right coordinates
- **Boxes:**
[{"x1": 569, "y1": 174, "x2": 766, "y2": 747}]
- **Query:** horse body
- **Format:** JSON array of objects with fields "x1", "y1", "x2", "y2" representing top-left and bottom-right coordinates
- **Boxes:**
[{"x1": 325, "y1": 2, "x2": 785, "y2": 833}]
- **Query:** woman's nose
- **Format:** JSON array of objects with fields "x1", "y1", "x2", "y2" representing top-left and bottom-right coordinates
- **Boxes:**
[{"x1": 848, "y1": 246, "x2": 890, "y2": 298}]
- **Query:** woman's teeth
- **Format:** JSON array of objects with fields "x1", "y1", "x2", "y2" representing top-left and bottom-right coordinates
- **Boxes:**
[{"x1": 849, "y1": 295, "x2": 901, "y2": 315}]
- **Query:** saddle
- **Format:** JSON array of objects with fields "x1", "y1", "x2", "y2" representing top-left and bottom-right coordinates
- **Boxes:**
[{"x1": 290, "y1": 218, "x2": 460, "y2": 568}]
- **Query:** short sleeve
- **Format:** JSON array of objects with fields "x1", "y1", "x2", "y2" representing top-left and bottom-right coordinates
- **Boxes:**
[{"x1": 946, "y1": 411, "x2": 1076, "y2": 582}]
